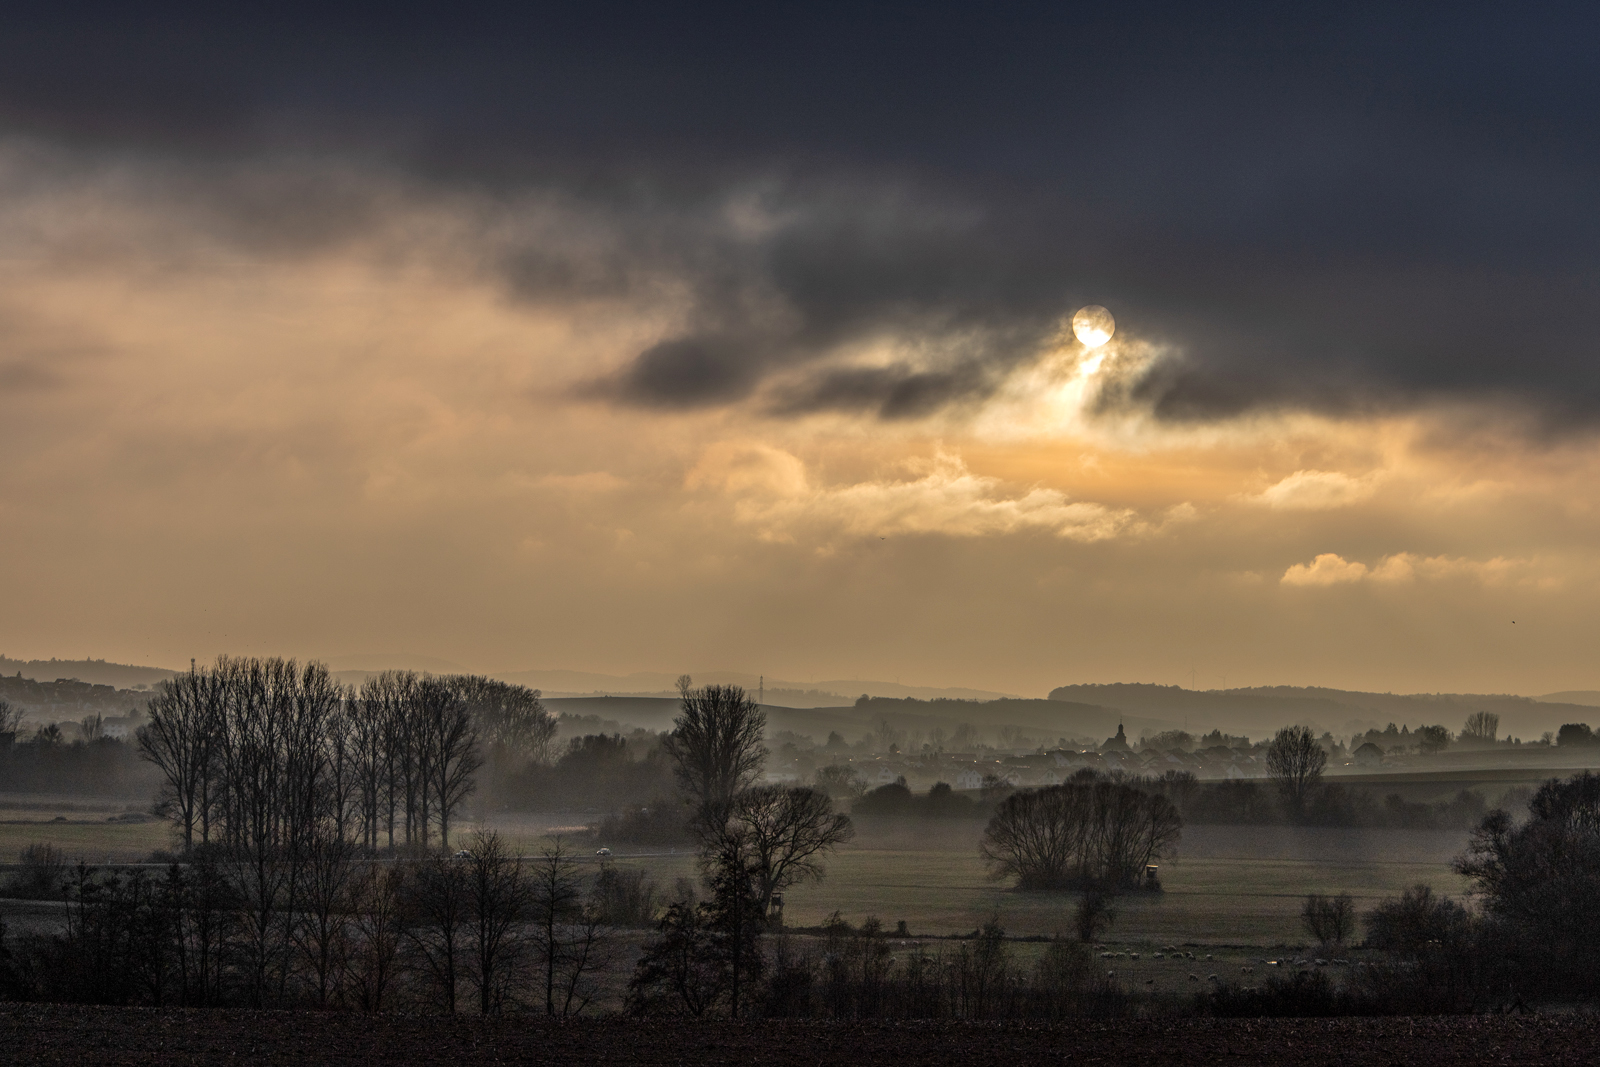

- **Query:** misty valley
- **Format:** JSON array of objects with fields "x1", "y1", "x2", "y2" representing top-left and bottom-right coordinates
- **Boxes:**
[{"x1": 2, "y1": 659, "x2": 1599, "y2": 1033}]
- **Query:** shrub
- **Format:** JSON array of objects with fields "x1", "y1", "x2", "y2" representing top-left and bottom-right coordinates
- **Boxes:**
[
  {"x1": 1200, "y1": 969, "x2": 1342, "y2": 1017},
  {"x1": 590, "y1": 865, "x2": 658, "y2": 927},
  {"x1": 4, "y1": 843, "x2": 68, "y2": 900},
  {"x1": 593, "y1": 801, "x2": 692, "y2": 846},
  {"x1": 1364, "y1": 884, "x2": 1470, "y2": 954},
  {"x1": 1302, "y1": 892, "x2": 1355, "y2": 945}
]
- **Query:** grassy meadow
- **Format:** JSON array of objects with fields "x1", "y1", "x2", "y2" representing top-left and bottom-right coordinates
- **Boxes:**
[
  {"x1": 558, "y1": 820, "x2": 1473, "y2": 947},
  {"x1": 3, "y1": 797, "x2": 1477, "y2": 959}
]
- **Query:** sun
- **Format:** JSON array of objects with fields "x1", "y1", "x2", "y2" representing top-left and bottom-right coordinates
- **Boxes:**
[{"x1": 1072, "y1": 305, "x2": 1115, "y2": 348}]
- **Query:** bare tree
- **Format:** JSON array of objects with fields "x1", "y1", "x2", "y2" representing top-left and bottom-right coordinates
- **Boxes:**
[
  {"x1": 665, "y1": 677, "x2": 766, "y2": 837},
  {"x1": 138, "y1": 667, "x2": 220, "y2": 850},
  {"x1": 0, "y1": 698, "x2": 21, "y2": 746},
  {"x1": 407, "y1": 853, "x2": 468, "y2": 1013},
  {"x1": 1461, "y1": 711, "x2": 1501, "y2": 744},
  {"x1": 323, "y1": 692, "x2": 360, "y2": 846},
  {"x1": 349, "y1": 677, "x2": 394, "y2": 852},
  {"x1": 730, "y1": 785, "x2": 853, "y2": 923},
  {"x1": 1092, "y1": 779, "x2": 1182, "y2": 885},
  {"x1": 980, "y1": 783, "x2": 1094, "y2": 889},
  {"x1": 451, "y1": 676, "x2": 558, "y2": 766},
  {"x1": 347, "y1": 864, "x2": 404, "y2": 1011},
  {"x1": 814, "y1": 764, "x2": 866, "y2": 800},
  {"x1": 362, "y1": 670, "x2": 429, "y2": 848},
  {"x1": 366, "y1": 671, "x2": 423, "y2": 848},
  {"x1": 528, "y1": 838, "x2": 592, "y2": 1017},
  {"x1": 1267, "y1": 725, "x2": 1327, "y2": 814},
  {"x1": 1302, "y1": 892, "x2": 1356, "y2": 945},
  {"x1": 981, "y1": 780, "x2": 1180, "y2": 890},
  {"x1": 419, "y1": 678, "x2": 481, "y2": 851},
  {"x1": 463, "y1": 829, "x2": 534, "y2": 1015},
  {"x1": 294, "y1": 831, "x2": 357, "y2": 1006},
  {"x1": 169, "y1": 852, "x2": 234, "y2": 1007}
]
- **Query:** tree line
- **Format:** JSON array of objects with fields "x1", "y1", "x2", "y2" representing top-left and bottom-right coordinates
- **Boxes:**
[
  {"x1": 0, "y1": 830, "x2": 644, "y2": 1012},
  {"x1": 138, "y1": 657, "x2": 556, "y2": 854}
]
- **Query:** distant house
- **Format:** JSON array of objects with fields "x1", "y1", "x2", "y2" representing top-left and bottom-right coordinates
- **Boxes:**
[
  {"x1": 869, "y1": 764, "x2": 904, "y2": 785},
  {"x1": 1354, "y1": 742, "x2": 1384, "y2": 768},
  {"x1": 1100, "y1": 724, "x2": 1132, "y2": 753},
  {"x1": 954, "y1": 769, "x2": 985, "y2": 790}
]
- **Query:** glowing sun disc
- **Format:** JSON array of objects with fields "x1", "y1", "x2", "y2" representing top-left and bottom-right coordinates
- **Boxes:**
[{"x1": 1072, "y1": 305, "x2": 1115, "y2": 348}]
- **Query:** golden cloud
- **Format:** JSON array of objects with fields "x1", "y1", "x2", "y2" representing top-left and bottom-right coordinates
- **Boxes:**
[
  {"x1": 688, "y1": 445, "x2": 1152, "y2": 542},
  {"x1": 1251, "y1": 469, "x2": 1383, "y2": 510},
  {"x1": 1282, "y1": 552, "x2": 1545, "y2": 588}
]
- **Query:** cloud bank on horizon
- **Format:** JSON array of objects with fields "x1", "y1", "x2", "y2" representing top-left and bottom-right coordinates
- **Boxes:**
[{"x1": 3, "y1": 3, "x2": 1599, "y2": 696}]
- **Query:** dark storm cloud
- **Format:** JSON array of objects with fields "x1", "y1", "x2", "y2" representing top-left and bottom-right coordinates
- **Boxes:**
[
  {"x1": 767, "y1": 363, "x2": 1001, "y2": 420},
  {"x1": 8, "y1": 3, "x2": 1600, "y2": 425}
]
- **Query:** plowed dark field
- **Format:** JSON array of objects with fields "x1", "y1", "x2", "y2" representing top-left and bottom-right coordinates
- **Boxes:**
[{"x1": 3, "y1": 1005, "x2": 1594, "y2": 1066}]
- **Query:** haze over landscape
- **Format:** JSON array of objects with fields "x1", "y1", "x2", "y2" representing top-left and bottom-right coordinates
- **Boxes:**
[{"x1": 9, "y1": 4, "x2": 1600, "y2": 1059}]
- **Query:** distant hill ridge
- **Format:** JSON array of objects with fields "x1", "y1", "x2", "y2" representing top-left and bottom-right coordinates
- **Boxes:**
[
  {"x1": 0, "y1": 656, "x2": 176, "y2": 689},
  {"x1": 1049, "y1": 683, "x2": 1599, "y2": 739},
  {"x1": 1540, "y1": 691, "x2": 1600, "y2": 708}
]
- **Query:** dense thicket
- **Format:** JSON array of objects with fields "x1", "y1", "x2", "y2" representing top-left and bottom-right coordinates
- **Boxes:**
[
  {"x1": 0, "y1": 737, "x2": 158, "y2": 796},
  {"x1": 852, "y1": 781, "x2": 983, "y2": 819},
  {"x1": 498, "y1": 732, "x2": 676, "y2": 813},
  {"x1": 0, "y1": 832, "x2": 623, "y2": 1013},
  {"x1": 629, "y1": 915, "x2": 1126, "y2": 1021},
  {"x1": 1177, "y1": 777, "x2": 1493, "y2": 830}
]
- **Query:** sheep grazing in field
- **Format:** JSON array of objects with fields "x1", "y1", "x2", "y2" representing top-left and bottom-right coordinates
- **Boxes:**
[
  {"x1": 1208, "y1": 974, "x2": 1218, "y2": 981},
  {"x1": 1153, "y1": 952, "x2": 1164, "y2": 959},
  {"x1": 1241, "y1": 966, "x2": 1254, "y2": 974},
  {"x1": 1204, "y1": 954, "x2": 1213, "y2": 961},
  {"x1": 1188, "y1": 973, "x2": 1199, "y2": 981}
]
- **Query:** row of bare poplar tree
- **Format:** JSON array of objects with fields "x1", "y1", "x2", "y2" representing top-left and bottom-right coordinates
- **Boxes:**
[{"x1": 137, "y1": 657, "x2": 557, "y2": 854}]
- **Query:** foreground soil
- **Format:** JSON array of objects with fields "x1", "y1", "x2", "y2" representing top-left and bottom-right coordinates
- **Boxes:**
[{"x1": 3, "y1": 1004, "x2": 1595, "y2": 1066}]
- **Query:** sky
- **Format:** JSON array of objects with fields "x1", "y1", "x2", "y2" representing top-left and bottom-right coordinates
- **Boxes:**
[{"x1": 3, "y1": 3, "x2": 1600, "y2": 696}]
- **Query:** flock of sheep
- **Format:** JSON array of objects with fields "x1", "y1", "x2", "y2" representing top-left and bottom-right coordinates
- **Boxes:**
[{"x1": 1097, "y1": 947, "x2": 1354, "y2": 986}]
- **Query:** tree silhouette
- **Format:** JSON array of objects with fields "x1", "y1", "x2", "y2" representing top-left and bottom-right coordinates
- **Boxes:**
[
  {"x1": 664, "y1": 677, "x2": 766, "y2": 838},
  {"x1": 1267, "y1": 725, "x2": 1326, "y2": 815}
]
